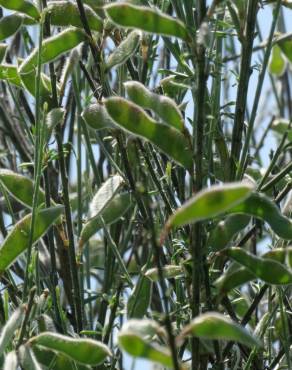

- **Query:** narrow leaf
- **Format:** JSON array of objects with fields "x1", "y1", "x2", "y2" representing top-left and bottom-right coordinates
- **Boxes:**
[
  {"x1": 105, "y1": 3, "x2": 189, "y2": 40},
  {"x1": 127, "y1": 276, "x2": 152, "y2": 318},
  {"x1": 179, "y1": 312, "x2": 261, "y2": 348},
  {"x1": 166, "y1": 182, "x2": 253, "y2": 229},
  {"x1": 0, "y1": 206, "x2": 64, "y2": 273},
  {"x1": 124, "y1": 81, "x2": 185, "y2": 132},
  {"x1": 30, "y1": 332, "x2": 111, "y2": 366},
  {"x1": 105, "y1": 97, "x2": 192, "y2": 169}
]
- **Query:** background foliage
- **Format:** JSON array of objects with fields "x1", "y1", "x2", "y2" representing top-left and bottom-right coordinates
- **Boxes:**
[{"x1": 0, "y1": 0, "x2": 292, "y2": 369}]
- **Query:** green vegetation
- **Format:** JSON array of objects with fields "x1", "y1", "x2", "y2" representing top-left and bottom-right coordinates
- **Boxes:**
[{"x1": 0, "y1": 1, "x2": 291, "y2": 369}]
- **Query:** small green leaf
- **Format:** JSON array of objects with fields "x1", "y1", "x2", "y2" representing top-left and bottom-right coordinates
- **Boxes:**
[
  {"x1": 179, "y1": 312, "x2": 261, "y2": 348},
  {"x1": 226, "y1": 192, "x2": 292, "y2": 240},
  {"x1": 0, "y1": 169, "x2": 46, "y2": 209},
  {"x1": 207, "y1": 214, "x2": 250, "y2": 251},
  {"x1": 3, "y1": 351, "x2": 18, "y2": 370},
  {"x1": 105, "y1": 3, "x2": 189, "y2": 40},
  {"x1": 0, "y1": 305, "x2": 26, "y2": 357},
  {"x1": 224, "y1": 247, "x2": 292, "y2": 285},
  {"x1": 81, "y1": 103, "x2": 115, "y2": 130},
  {"x1": 0, "y1": 0, "x2": 40, "y2": 20},
  {"x1": 278, "y1": 35, "x2": 292, "y2": 63},
  {"x1": 0, "y1": 64, "x2": 22, "y2": 87},
  {"x1": 145, "y1": 265, "x2": 184, "y2": 282},
  {"x1": 105, "y1": 97, "x2": 192, "y2": 169},
  {"x1": 105, "y1": 30, "x2": 141, "y2": 70},
  {"x1": 166, "y1": 182, "x2": 253, "y2": 229},
  {"x1": 30, "y1": 332, "x2": 111, "y2": 366},
  {"x1": 79, "y1": 192, "x2": 131, "y2": 247},
  {"x1": 48, "y1": 1, "x2": 103, "y2": 32},
  {"x1": 0, "y1": 14, "x2": 23, "y2": 42},
  {"x1": 124, "y1": 81, "x2": 185, "y2": 132},
  {"x1": 0, "y1": 206, "x2": 64, "y2": 273},
  {"x1": 271, "y1": 118, "x2": 292, "y2": 141},
  {"x1": 269, "y1": 44, "x2": 286, "y2": 76}
]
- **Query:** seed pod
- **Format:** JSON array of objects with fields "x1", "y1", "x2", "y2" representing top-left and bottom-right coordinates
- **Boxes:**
[
  {"x1": 30, "y1": 332, "x2": 111, "y2": 366},
  {"x1": 0, "y1": 0, "x2": 40, "y2": 20},
  {"x1": 81, "y1": 103, "x2": 115, "y2": 130},
  {"x1": 124, "y1": 81, "x2": 185, "y2": 132},
  {"x1": 0, "y1": 14, "x2": 23, "y2": 42},
  {"x1": 105, "y1": 30, "x2": 141, "y2": 70}
]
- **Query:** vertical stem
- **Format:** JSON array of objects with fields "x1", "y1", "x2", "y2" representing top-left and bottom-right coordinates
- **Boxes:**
[{"x1": 229, "y1": 0, "x2": 258, "y2": 180}]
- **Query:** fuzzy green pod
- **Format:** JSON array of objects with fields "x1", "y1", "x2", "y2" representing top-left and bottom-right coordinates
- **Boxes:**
[
  {"x1": 124, "y1": 81, "x2": 185, "y2": 132},
  {"x1": 105, "y1": 97, "x2": 192, "y2": 169},
  {"x1": 79, "y1": 192, "x2": 131, "y2": 248},
  {"x1": 118, "y1": 331, "x2": 173, "y2": 368},
  {"x1": 166, "y1": 182, "x2": 253, "y2": 229},
  {"x1": 207, "y1": 214, "x2": 250, "y2": 251},
  {"x1": 105, "y1": 30, "x2": 141, "y2": 70},
  {"x1": 227, "y1": 192, "x2": 292, "y2": 240},
  {"x1": 179, "y1": 312, "x2": 261, "y2": 348},
  {"x1": 127, "y1": 275, "x2": 152, "y2": 319},
  {"x1": 0, "y1": 14, "x2": 23, "y2": 42},
  {"x1": 30, "y1": 332, "x2": 111, "y2": 366},
  {"x1": 0, "y1": 206, "x2": 64, "y2": 273},
  {"x1": 224, "y1": 247, "x2": 292, "y2": 285},
  {"x1": 0, "y1": 305, "x2": 26, "y2": 357},
  {"x1": 145, "y1": 265, "x2": 184, "y2": 282},
  {"x1": 47, "y1": 1, "x2": 103, "y2": 32},
  {"x1": 81, "y1": 103, "x2": 115, "y2": 130},
  {"x1": 105, "y1": 3, "x2": 189, "y2": 40},
  {"x1": 0, "y1": 169, "x2": 47, "y2": 209},
  {"x1": 0, "y1": 0, "x2": 40, "y2": 20},
  {"x1": 19, "y1": 27, "x2": 86, "y2": 97}
]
